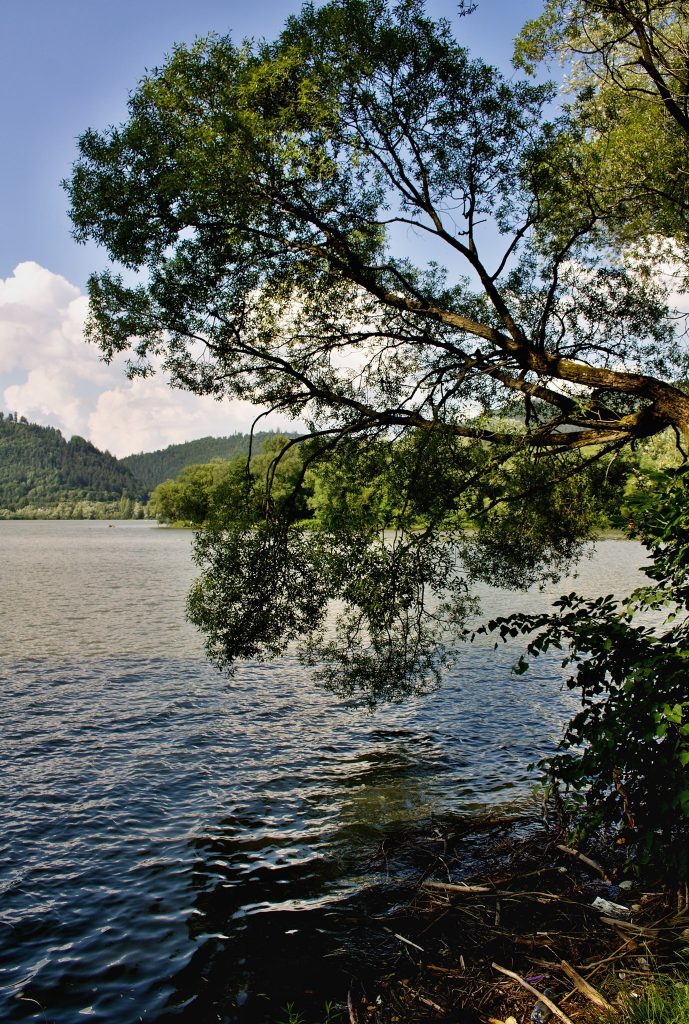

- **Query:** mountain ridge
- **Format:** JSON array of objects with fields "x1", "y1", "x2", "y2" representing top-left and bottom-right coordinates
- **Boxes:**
[
  {"x1": 120, "y1": 431, "x2": 296, "y2": 491},
  {"x1": 0, "y1": 412, "x2": 144, "y2": 512},
  {"x1": 0, "y1": 414, "x2": 294, "y2": 514}
]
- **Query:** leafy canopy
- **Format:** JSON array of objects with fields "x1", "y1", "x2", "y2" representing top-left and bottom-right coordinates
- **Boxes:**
[
  {"x1": 67, "y1": 0, "x2": 689, "y2": 698},
  {"x1": 515, "y1": 1, "x2": 689, "y2": 255}
]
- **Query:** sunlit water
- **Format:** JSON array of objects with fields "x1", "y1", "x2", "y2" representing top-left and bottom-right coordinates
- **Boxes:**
[{"x1": 0, "y1": 521, "x2": 648, "y2": 1023}]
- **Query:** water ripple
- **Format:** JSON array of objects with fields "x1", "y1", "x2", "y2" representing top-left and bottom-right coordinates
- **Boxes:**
[{"x1": 0, "y1": 522, "x2": 648, "y2": 1022}]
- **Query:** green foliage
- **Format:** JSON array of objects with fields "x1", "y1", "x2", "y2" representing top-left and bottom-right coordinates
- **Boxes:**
[
  {"x1": 0, "y1": 413, "x2": 144, "y2": 514},
  {"x1": 515, "y1": 1, "x2": 689, "y2": 257},
  {"x1": 188, "y1": 514, "x2": 478, "y2": 706},
  {"x1": 189, "y1": 522, "x2": 330, "y2": 662},
  {"x1": 622, "y1": 430, "x2": 686, "y2": 523},
  {"x1": 184, "y1": 430, "x2": 487, "y2": 702},
  {"x1": 185, "y1": 426, "x2": 631, "y2": 702},
  {"x1": 278, "y1": 1005, "x2": 306, "y2": 1024},
  {"x1": 65, "y1": 0, "x2": 689, "y2": 740},
  {"x1": 277, "y1": 1000, "x2": 341, "y2": 1024},
  {"x1": 149, "y1": 462, "x2": 218, "y2": 525},
  {"x1": 307, "y1": 431, "x2": 477, "y2": 532},
  {"x1": 460, "y1": 445, "x2": 630, "y2": 587},
  {"x1": 66, "y1": 0, "x2": 686, "y2": 433},
  {"x1": 147, "y1": 435, "x2": 313, "y2": 526},
  {"x1": 484, "y1": 467, "x2": 689, "y2": 880}
]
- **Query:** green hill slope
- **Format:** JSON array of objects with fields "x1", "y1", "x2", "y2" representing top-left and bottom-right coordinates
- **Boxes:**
[
  {"x1": 120, "y1": 431, "x2": 294, "y2": 491},
  {"x1": 0, "y1": 413, "x2": 144, "y2": 512}
]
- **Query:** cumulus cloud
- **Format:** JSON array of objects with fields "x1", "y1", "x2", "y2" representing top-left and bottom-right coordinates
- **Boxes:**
[
  {"x1": 0, "y1": 262, "x2": 295, "y2": 457},
  {"x1": 88, "y1": 380, "x2": 278, "y2": 457}
]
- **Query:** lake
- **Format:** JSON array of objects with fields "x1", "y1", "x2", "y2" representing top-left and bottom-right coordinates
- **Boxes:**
[{"x1": 0, "y1": 521, "x2": 648, "y2": 1023}]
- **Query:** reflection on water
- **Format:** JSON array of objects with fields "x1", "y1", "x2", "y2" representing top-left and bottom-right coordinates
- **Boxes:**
[{"x1": 0, "y1": 522, "x2": 648, "y2": 1022}]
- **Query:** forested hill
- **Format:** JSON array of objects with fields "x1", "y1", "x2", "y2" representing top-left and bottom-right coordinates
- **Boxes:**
[
  {"x1": 0, "y1": 413, "x2": 144, "y2": 511},
  {"x1": 120, "y1": 431, "x2": 294, "y2": 491}
]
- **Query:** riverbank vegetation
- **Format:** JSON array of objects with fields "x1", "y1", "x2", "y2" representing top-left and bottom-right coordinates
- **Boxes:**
[{"x1": 147, "y1": 427, "x2": 683, "y2": 531}]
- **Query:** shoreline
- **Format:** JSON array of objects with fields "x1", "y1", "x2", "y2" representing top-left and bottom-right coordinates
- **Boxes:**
[{"x1": 332, "y1": 813, "x2": 684, "y2": 1024}]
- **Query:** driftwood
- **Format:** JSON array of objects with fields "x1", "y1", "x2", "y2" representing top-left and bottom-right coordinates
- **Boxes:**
[
  {"x1": 393, "y1": 932, "x2": 425, "y2": 952},
  {"x1": 560, "y1": 960, "x2": 618, "y2": 1014},
  {"x1": 556, "y1": 844, "x2": 610, "y2": 882},
  {"x1": 353, "y1": 816, "x2": 676, "y2": 1024},
  {"x1": 347, "y1": 989, "x2": 358, "y2": 1024},
  {"x1": 422, "y1": 881, "x2": 594, "y2": 910},
  {"x1": 421, "y1": 880, "x2": 493, "y2": 894},
  {"x1": 492, "y1": 962, "x2": 575, "y2": 1024}
]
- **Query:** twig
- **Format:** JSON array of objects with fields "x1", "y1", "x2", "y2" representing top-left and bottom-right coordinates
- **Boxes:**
[
  {"x1": 347, "y1": 990, "x2": 357, "y2": 1024},
  {"x1": 421, "y1": 880, "x2": 493, "y2": 893},
  {"x1": 399, "y1": 981, "x2": 444, "y2": 1013},
  {"x1": 492, "y1": 963, "x2": 575, "y2": 1024},
  {"x1": 560, "y1": 960, "x2": 618, "y2": 1014},
  {"x1": 584, "y1": 942, "x2": 639, "y2": 976},
  {"x1": 599, "y1": 917, "x2": 659, "y2": 937},
  {"x1": 556, "y1": 844, "x2": 610, "y2": 882},
  {"x1": 394, "y1": 932, "x2": 425, "y2": 952}
]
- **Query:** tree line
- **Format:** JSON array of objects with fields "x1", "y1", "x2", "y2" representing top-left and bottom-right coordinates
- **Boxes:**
[
  {"x1": 0, "y1": 413, "x2": 144, "y2": 514},
  {"x1": 147, "y1": 428, "x2": 683, "y2": 531},
  {"x1": 120, "y1": 430, "x2": 295, "y2": 491}
]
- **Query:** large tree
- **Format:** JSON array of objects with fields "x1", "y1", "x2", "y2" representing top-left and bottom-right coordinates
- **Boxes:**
[{"x1": 66, "y1": 0, "x2": 689, "y2": 699}]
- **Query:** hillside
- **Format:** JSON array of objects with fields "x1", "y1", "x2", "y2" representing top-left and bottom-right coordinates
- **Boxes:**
[
  {"x1": 0, "y1": 413, "x2": 144, "y2": 511},
  {"x1": 120, "y1": 431, "x2": 294, "y2": 491}
]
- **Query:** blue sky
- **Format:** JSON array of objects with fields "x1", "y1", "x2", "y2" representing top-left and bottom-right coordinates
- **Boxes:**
[{"x1": 0, "y1": 0, "x2": 546, "y2": 456}]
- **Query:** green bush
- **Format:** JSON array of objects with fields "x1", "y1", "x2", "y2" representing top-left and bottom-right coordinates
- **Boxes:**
[{"x1": 484, "y1": 466, "x2": 689, "y2": 881}]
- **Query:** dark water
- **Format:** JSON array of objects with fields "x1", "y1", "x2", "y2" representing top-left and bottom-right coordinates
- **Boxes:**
[{"x1": 0, "y1": 522, "x2": 648, "y2": 1023}]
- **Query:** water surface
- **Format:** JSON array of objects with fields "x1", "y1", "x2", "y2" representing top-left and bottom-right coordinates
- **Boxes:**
[{"x1": 0, "y1": 522, "x2": 648, "y2": 1023}]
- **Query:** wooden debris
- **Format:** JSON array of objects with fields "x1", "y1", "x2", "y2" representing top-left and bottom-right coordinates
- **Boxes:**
[
  {"x1": 421, "y1": 880, "x2": 493, "y2": 894},
  {"x1": 556, "y1": 844, "x2": 610, "y2": 882},
  {"x1": 347, "y1": 989, "x2": 358, "y2": 1024},
  {"x1": 599, "y1": 917, "x2": 660, "y2": 937},
  {"x1": 399, "y1": 981, "x2": 444, "y2": 1013},
  {"x1": 349, "y1": 815, "x2": 679, "y2": 1024},
  {"x1": 559, "y1": 960, "x2": 618, "y2": 1014},
  {"x1": 427, "y1": 964, "x2": 465, "y2": 976},
  {"x1": 677, "y1": 882, "x2": 689, "y2": 915},
  {"x1": 591, "y1": 896, "x2": 632, "y2": 919},
  {"x1": 394, "y1": 932, "x2": 425, "y2": 952},
  {"x1": 492, "y1": 963, "x2": 575, "y2": 1024}
]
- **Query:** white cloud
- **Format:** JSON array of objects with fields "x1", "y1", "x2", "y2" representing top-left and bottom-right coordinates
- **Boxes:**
[
  {"x1": 0, "y1": 262, "x2": 296, "y2": 458},
  {"x1": 88, "y1": 380, "x2": 279, "y2": 457}
]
